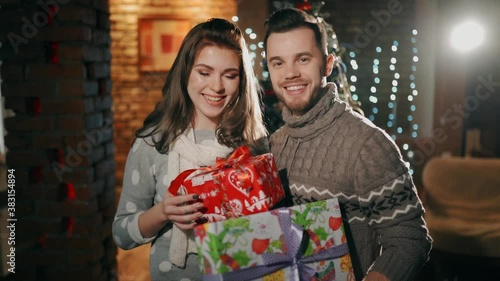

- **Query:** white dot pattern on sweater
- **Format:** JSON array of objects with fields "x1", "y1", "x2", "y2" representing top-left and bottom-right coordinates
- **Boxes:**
[
  {"x1": 120, "y1": 217, "x2": 128, "y2": 229},
  {"x1": 159, "y1": 261, "x2": 172, "y2": 272},
  {"x1": 125, "y1": 202, "x2": 137, "y2": 213},
  {"x1": 163, "y1": 175, "x2": 169, "y2": 186},
  {"x1": 114, "y1": 235, "x2": 121, "y2": 246},
  {"x1": 132, "y1": 169, "x2": 140, "y2": 185}
]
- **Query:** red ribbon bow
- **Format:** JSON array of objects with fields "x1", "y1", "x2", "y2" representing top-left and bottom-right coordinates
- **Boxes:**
[{"x1": 169, "y1": 145, "x2": 254, "y2": 197}]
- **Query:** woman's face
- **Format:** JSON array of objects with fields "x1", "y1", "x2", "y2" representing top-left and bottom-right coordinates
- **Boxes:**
[{"x1": 187, "y1": 45, "x2": 240, "y2": 130}]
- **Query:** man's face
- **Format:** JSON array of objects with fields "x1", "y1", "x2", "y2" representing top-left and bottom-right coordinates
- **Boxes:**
[{"x1": 266, "y1": 27, "x2": 333, "y2": 116}]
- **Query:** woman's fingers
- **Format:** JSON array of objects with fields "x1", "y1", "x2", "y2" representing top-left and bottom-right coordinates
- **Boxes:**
[
  {"x1": 170, "y1": 211, "x2": 204, "y2": 230},
  {"x1": 168, "y1": 211, "x2": 203, "y2": 222},
  {"x1": 171, "y1": 210, "x2": 203, "y2": 225},
  {"x1": 164, "y1": 196, "x2": 203, "y2": 215},
  {"x1": 163, "y1": 193, "x2": 205, "y2": 229},
  {"x1": 165, "y1": 202, "x2": 203, "y2": 216},
  {"x1": 164, "y1": 193, "x2": 200, "y2": 206}
]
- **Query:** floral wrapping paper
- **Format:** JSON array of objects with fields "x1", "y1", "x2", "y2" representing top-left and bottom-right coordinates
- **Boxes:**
[{"x1": 194, "y1": 198, "x2": 355, "y2": 281}]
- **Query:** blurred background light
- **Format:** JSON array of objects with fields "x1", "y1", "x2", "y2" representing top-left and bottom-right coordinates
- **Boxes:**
[{"x1": 450, "y1": 20, "x2": 485, "y2": 52}]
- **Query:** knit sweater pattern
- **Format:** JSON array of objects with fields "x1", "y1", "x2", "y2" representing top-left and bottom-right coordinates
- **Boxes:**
[{"x1": 270, "y1": 84, "x2": 432, "y2": 281}]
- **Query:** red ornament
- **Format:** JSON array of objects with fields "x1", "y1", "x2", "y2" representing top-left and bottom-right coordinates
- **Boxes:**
[
  {"x1": 66, "y1": 183, "x2": 76, "y2": 200},
  {"x1": 56, "y1": 148, "x2": 64, "y2": 166},
  {"x1": 47, "y1": 5, "x2": 57, "y2": 26},
  {"x1": 31, "y1": 166, "x2": 43, "y2": 184},
  {"x1": 62, "y1": 217, "x2": 74, "y2": 237},
  {"x1": 37, "y1": 233, "x2": 48, "y2": 248},
  {"x1": 296, "y1": 0, "x2": 311, "y2": 11},
  {"x1": 50, "y1": 42, "x2": 59, "y2": 64},
  {"x1": 25, "y1": 97, "x2": 41, "y2": 116}
]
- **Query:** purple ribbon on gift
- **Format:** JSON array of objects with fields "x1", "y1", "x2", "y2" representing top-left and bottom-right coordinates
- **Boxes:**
[{"x1": 203, "y1": 208, "x2": 350, "y2": 281}]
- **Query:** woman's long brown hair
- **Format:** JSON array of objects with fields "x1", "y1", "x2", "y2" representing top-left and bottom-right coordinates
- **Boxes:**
[{"x1": 136, "y1": 18, "x2": 267, "y2": 154}]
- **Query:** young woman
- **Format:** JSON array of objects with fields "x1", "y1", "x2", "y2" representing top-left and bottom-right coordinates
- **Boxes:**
[{"x1": 113, "y1": 18, "x2": 268, "y2": 280}]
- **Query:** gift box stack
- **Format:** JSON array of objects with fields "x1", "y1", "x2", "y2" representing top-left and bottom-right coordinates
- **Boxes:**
[
  {"x1": 169, "y1": 146, "x2": 286, "y2": 222},
  {"x1": 194, "y1": 198, "x2": 355, "y2": 281}
]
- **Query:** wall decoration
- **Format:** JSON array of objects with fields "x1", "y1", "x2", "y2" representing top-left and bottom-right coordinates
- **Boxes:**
[{"x1": 138, "y1": 16, "x2": 191, "y2": 72}]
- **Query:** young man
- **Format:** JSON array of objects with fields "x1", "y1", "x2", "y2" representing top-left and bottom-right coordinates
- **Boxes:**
[{"x1": 265, "y1": 8, "x2": 432, "y2": 281}]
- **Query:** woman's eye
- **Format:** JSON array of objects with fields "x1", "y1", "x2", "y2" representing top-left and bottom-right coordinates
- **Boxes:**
[
  {"x1": 199, "y1": 72, "x2": 209, "y2": 76},
  {"x1": 225, "y1": 74, "x2": 238, "y2": 79}
]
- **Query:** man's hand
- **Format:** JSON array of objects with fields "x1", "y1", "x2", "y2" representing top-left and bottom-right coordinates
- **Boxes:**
[{"x1": 363, "y1": 271, "x2": 390, "y2": 281}]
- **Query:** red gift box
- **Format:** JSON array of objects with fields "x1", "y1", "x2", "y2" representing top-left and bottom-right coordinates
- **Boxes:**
[{"x1": 168, "y1": 146, "x2": 285, "y2": 222}]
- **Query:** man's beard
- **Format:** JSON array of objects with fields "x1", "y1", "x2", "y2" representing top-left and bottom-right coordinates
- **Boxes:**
[{"x1": 279, "y1": 96, "x2": 311, "y2": 116}]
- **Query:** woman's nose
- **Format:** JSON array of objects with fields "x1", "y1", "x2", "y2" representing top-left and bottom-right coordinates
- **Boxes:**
[{"x1": 210, "y1": 75, "x2": 224, "y2": 93}]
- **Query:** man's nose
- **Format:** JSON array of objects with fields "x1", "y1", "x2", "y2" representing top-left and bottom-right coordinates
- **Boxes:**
[{"x1": 284, "y1": 63, "x2": 300, "y2": 79}]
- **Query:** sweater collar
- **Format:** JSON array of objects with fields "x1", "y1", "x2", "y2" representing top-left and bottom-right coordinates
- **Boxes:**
[{"x1": 281, "y1": 83, "x2": 345, "y2": 139}]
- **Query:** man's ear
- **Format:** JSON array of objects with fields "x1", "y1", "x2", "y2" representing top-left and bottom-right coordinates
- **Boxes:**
[{"x1": 324, "y1": 54, "x2": 335, "y2": 77}]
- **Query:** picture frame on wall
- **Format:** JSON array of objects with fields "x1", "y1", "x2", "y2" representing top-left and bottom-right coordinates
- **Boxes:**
[{"x1": 138, "y1": 16, "x2": 192, "y2": 72}]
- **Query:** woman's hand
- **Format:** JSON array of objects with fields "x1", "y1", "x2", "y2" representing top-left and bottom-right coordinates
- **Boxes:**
[
  {"x1": 363, "y1": 271, "x2": 390, "y2": 281},
  {"x1": 163, "y1": 192, "x2": 205, "y2": 230}
]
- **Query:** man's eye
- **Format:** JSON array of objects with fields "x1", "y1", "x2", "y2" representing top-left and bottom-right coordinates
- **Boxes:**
[
  {"x1": 299, "y1": 57, "x2": 309, "y2": 63},
  {"x1": 272, "y1": 62, "x2": 282, "y2": 68}
]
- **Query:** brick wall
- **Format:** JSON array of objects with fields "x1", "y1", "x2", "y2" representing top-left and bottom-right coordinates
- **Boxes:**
[
  {"x1": 110, "y1": 0, "x2": 237, "y2": 191},
  {"x1": 0, "y1": 0, "x2": 114, "y2": 280}
]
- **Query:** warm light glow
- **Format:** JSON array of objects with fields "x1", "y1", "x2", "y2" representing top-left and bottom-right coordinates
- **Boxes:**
[{"x1": 450, "y1": 21, "x2": 485, "y2": 52}]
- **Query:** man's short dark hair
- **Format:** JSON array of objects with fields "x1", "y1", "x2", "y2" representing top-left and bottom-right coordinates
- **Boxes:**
[{"x1": 264, "y1": 8, "x2": 328, "y2": 56}]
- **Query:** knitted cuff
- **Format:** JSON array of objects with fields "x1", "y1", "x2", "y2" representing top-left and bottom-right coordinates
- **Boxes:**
[
  {"x1": 369, "y1": 248, "x2": 416, "y2": 281},
  {"x1": 128, "y1": 212, "x2": 156, "y2": 244}
]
